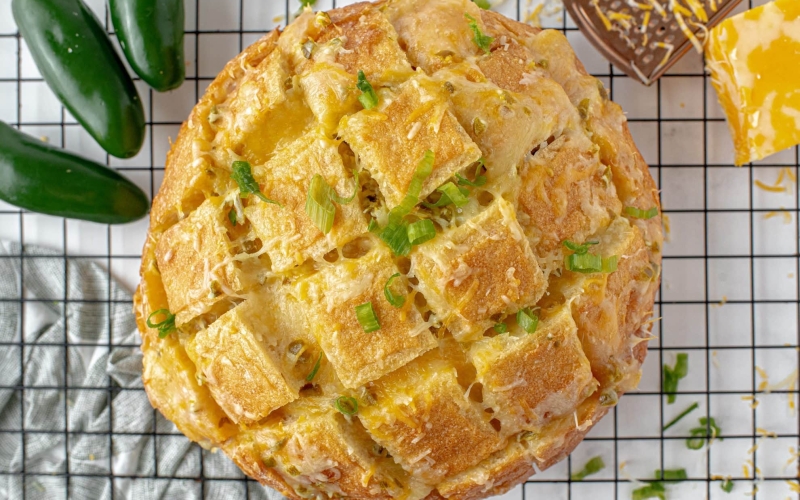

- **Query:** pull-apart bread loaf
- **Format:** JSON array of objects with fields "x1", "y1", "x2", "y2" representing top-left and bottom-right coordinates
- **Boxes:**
[{"x1": 135, "y1": 1, "x2": 662, "y2": 498}]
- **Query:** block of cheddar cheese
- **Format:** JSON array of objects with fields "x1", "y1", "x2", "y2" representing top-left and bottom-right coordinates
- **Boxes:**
[{"x1": 706, "y1": 0, "x2": 800, "y2": 165}]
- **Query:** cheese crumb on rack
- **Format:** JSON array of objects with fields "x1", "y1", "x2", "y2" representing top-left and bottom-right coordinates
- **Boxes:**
[{"x1": 706, "y1": 0, "x2": 800, "y2": 166}]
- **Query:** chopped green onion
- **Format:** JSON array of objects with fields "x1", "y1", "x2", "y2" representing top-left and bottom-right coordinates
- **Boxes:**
[
  {"x1": 571, "y1": 456, "x2": 605, "y2": 481},
  {"x1": 300, "y1": 0, "x2": 316, "y2": 6},
  {"x1": 231, "y1": 161, "x2": 282, "y2": 206},
  {"x1": 328, "y1": 170, "x2": 359, "y2": 205},
  {"x1": 305, "y1": 171, "x2": 360, "y2": 234},
  {"x1": 377, "y1": 151, "x2": 435, "y2": 255},
  {"x1": 472, "y1": 116, "x2": 487, "y2": 135},
  {"x1": 654, "y1": 469, "x2": 687, "y2": 481},
  {"x1": 687, "y1": 416, "x2": 723, "y2": 449},
  {"x1": 720, "y1": 478, "x2": 734, "y2": 493},
  {"x1": 699, "y1": 417, "x2": 722, "y2": 441},
  {"x1": 392, "y1": 150, "x2": 435, "y2": 221},
  {"x1": 302, "y1": 39, "x2": 315, "y2": 59},
  {"x1": 493, "y1": 323, "x2": 508, "y2": 333},
  {"x1": 599, "y1": 389, "x2": 618, "y2": 407},
  {"x1": 563, "y1": 240, "x2": 599, "y2": 255},
  {"x1": 565, "y1": 252, "x2": 603, "y2": 273},
  {"x1": 368, "y1": 218, "x2": 379, "y2": 233},
  {"x1": 379, "y1": 220, "x2": 412, "y2": 256},
  {"x1": 516, "y1": 308, "x2": 539, "y2": 334},
  {"x1": 228, "y1": 208, "x2": 237, "y2": 226},
  {"x1": 632, "y1": 482, "x2": 665, "y2": 500},
  {"x1": 407, "y1": 219, "x2": 436, "y2": 246},
  {"x1": 686, "y1": 428, "x2": 706, "y2": 450},
  {"x1": 625, "y1": 206, "x2": 659, "y2": 220},
  {"x1": 663, "y1": 353, "x2": 688, "y2": 404},
  {"x1": 662, "y1": 401, "x2": 699, "y2": 431},
  {"x1": 384, "y1": 273, "x2": 406, "y2": 308},
  {"x1": 355, "y1": 302, "x2": 380, "y2": 333},
  {"x1": 147, "y1": 309, "x2": 177, "y2": 339},
  {"x1": 602, "y1": 255, "x2": 618, "y2": 273},
  {"x1": 306, "y1": 174, "x2": 336, "y2": 234},
  {"x1": 473, "y1": 0, "x2": 491, "y2": 9},
  {"x1": 464, "y1": 13, "x2": 493, "y2": 54},
  {"x1": 357, "y1": 70, "x2": 379, "y2": 110},
  {"x1": 335, "y1": 396, "x2": 358, "y2": 415},
  {"x1": 456, "y1": 158, "x2": 487, "y2": 187},
  {"x1": 427, "y1": 182, "x2": 470, "y2": 208},
  {"x1": 306, "y1": 353, "x2": 323, "y2": 382}
]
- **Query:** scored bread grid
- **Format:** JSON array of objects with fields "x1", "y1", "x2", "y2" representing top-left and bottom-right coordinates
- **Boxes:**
[{"x1": 136, "y1": 2, "x2": 660, "y2": 498}]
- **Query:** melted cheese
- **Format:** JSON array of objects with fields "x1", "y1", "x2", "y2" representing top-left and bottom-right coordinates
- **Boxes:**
[{"x1": 706, "y1": 0, "x2": 800, "y2": 165}]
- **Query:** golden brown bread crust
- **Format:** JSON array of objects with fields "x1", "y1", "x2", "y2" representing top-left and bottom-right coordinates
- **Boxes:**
[{"x1": 135, "y1": 1, "x2": 662, "y2": 498}]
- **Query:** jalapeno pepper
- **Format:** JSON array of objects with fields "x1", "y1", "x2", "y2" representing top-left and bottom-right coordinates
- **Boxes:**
[
  {"x1": 0, "y1": 121, "x2": 149, "y2": 224},
  {"x1": 110, "y1": 0, "x2": 186, "y2": 92},
  {"x1": 12, "y1": 0, "x2": 146, "y2": 159}
]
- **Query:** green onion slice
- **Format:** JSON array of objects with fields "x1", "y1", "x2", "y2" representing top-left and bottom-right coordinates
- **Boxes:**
[
  {"x1": 306, "y1": 174, "x2": 336, "y2": 234},
  {"x1": 427, "y1": 182, "x2": 470, "y2": 208},
  {"x1": 305, "y1": 172, "x2": 360, "y2": 234},
  {"x1": 598, "y1": 389, "x2": 619, "y2": 407},
  {"x1": 456, "y1": 158, "x2": 487, "y2": 187},
  {"x1": 516, "y1": 308, "x2": 539, "y2": 333},
  {"x1": 602, "y1": 255, "x2": 618, "y2": 273},
  {"x1": 379, "y1": 220, "x2": 412, "y2": 256},
  {"x1": 473, "y1": 0, "x2": 491, "y2": 9},
  {"x1": 563, "y1": 240, "x2": 599, "y2": 255},
  {"x1": 407, "y1": 219, "x2": 436, "y2": 246},
  {"x1": 565, "y1": 253, "x2": 603, "y2": 273},
  {"x1": 301, "y1": 39, "x2": 315, "y2": 59},
  {"x1": 632, "y1": 483, "x2": 665, "y2": 500},
  {"x1": 335, "y1": 396, "x2": 358, "y2": 415},
  {"x1": 493, "y1": 323, "x2": 508, "y2": 333},
  {"x1": 356, "y1": 70, "x2": 379, "y2": 109},
  {"x1": 392, "y1": 150, "x2": 435, "y2": 222},
  {"x1": 384, "y1": 273, "x2": 406, "y2": 308},
  {"x1": 699, "y1": 417, "x2": 723, "y2": 441},
  {"x1": 662, "y1": 401, "x2": 699, "y2": 431},
  {"x1": 228, "y1": 208, "x2": 237, "y2": 226},
  {"x1": 570, "y1": 456, "x2": 605, "y2": 481},
  {"x1": 378, "y1": 151, "x2": 435, "y2": 255},
  {"x1": 686, "y1": 428, "x2": 706, "y2": 450},
  {"x1": 654, "y1": 468, "x2": 688, "y2": 481},
  {"x1": 624, "y1": 206, "x2": 659, "y2": 220},
  {"x1": 328, "y1": 170, "x2": 359, "y2": 205},
  {"x1": 687, "y1": 416, "x2": 723, "y2": 449},
  {"x1": 721, "y1": 478, "x2": 734, "y2": 493},
  {"x1": 355, "y1": 302, "x2": 380, "y2": 333},
  {"x1": 306, "y1": 353, "x2": 323, "y2": 382},
  {"x1": 464, "y1": 13, "x2": 493, "y2": 54},
  {"x1": 231, "y1": 161, "x2": 282, "y2": 206},
  {"x1": 368, "y1": 218, "x2": 379, "y2": 233},
  {"x1": 663, "y1": 353, "x2": 689, "y2": 404},
  {"x1": 147, "y1": 309, "x2": 177, "y2": 339}
]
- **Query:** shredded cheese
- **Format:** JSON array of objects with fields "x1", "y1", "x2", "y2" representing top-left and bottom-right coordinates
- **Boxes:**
[{"x1": 753, "y1": 179, "x2": 786, "y2": 193}]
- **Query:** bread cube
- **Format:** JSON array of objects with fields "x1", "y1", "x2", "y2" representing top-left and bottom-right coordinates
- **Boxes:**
[
  {"x1": 245, "y1": 130, "x2": 366, "y2": 272},
  {"x1": 340, "y1": 74, "x2": 481, "y2": 208},
  {"x1": 468, "y1": 305, "x2": 596, "y2": 433},
  {"x1": 292, "y1": 242, "x2": 437, "y2": 388},
  {"x1": 412, "y1": 198, "x2": 546, "y2": 341},
  {"x1": 359, "y1": 352, "x2": 504, "y2": 483}
]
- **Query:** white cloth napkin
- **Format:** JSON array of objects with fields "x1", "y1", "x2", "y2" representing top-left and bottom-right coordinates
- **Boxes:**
[{"x1": 0, "y1": 241, "x2": 285, "y2": 500}]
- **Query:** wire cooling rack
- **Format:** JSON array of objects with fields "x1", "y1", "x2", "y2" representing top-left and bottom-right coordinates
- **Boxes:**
[{"x1": 1, "y1": 0, "x2": 799, "y2": 498}]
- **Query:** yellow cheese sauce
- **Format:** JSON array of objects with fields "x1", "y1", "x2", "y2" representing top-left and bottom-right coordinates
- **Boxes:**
[{"x1": 706, "y1": 0, "x2": 800, "y2": 165}]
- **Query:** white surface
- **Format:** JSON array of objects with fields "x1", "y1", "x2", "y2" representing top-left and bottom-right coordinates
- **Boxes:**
[{"x1": 1, "y1": 0, "x2": 798, "y2": 498}]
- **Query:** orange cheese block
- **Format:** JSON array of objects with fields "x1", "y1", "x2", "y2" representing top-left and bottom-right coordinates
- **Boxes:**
[{"x1": 706, "y1": 0, "x2": 800, "y2": 166}]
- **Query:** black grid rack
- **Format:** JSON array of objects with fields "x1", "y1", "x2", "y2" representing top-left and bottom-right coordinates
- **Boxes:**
[{"x1": 0, "y1": 0, "x2": 799, "y2": 498}]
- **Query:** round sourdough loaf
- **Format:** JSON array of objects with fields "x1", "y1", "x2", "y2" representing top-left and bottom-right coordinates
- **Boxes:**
[{"x1": 134, "y1": 1, "x2": 663, "y2": 498}]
